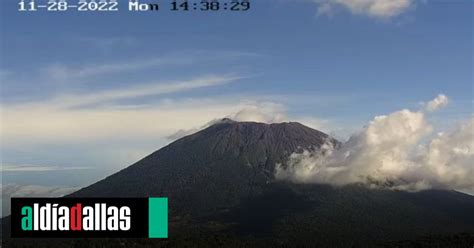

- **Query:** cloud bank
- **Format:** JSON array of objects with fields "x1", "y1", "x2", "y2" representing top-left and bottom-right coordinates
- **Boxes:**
[
  {"x1": 314, "y1": 0, "x2": 415, "y2": 18},
  {"x1": 276, "y1": 95, "x2": 474, "y2": 192}
]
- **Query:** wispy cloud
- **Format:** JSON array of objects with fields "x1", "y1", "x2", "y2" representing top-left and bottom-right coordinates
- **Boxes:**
[
  {"x1": 47, "y1": 74, "x2": 243, "y2": 108},
  {"x1": 74, "y1": 36, "x2": 139, "y2": 49},
  {"x1": 40, "y1": 51, "x2": 259, "y2": 82},
  {"x1": 2, "y1": 164, "x2": 91, "y2": 172},
  {"x1": 41, "y1": 58, "x2": 183, "y2": 80},
  {"x1": 42, "y1": 57, "x2": 184, "y2": 81},
  {"x1": 424, "y1": 94, "x2": 449, "y2": 112},
  {"x1": 314, "y1": 0, "x2": 416, "y2": 19}
]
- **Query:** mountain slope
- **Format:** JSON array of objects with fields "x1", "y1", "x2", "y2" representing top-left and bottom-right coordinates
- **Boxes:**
[{"x1": 71, "y1": 120, "x2": 337, "y2": 216}]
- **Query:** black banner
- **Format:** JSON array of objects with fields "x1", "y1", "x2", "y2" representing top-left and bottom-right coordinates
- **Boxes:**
[{"x1": 11, "y1": 198, "x2": 150, "y2": 238}]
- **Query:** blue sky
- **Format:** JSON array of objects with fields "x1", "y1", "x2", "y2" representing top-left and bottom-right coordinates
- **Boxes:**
[{"x1": 0, "y1": 0, "x2": 473, "y2": 209}]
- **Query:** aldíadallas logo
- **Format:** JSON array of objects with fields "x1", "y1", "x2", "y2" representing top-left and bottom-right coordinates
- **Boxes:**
[{"x1": 11, "y1": 198, "x2": 168, "y2": 238}]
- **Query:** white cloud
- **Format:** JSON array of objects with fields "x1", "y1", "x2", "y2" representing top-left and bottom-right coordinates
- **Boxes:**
[
  {"x1": 425, "y1": 94, "x2": 449, "y2": 112},
  {"x1": 276, "y1": 95, "x2": 474, "y2": 192},
  {"x1": 314, "y1": 0, "x2": 415, "y2": 18},
  {"x1": 231, "y1": 102, "x2": 287, "y2": 123}
]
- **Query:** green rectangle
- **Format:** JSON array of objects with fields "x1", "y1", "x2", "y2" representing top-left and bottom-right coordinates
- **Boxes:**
[{"x1": 148, "y1": 197, "x2": 168, "y2": 238}]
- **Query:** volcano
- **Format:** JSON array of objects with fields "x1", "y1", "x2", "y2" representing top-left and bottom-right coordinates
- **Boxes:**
[
  {"x1": 70, "y1": 119, "x2": 339, "y2": 216},
  {"x1": 4, "y1": 120, "x2": 474, "y2": 247}
]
